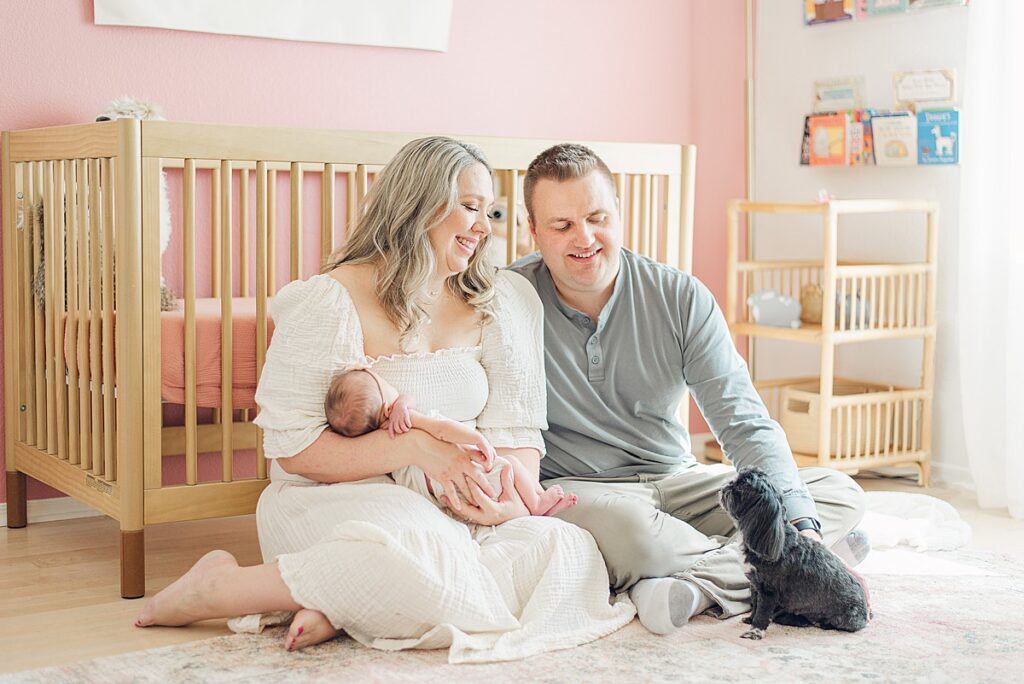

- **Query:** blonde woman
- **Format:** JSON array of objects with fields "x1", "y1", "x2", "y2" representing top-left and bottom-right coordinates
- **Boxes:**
[{"x1": 134, "y1": 137, "x2": 633, "y2": 662}]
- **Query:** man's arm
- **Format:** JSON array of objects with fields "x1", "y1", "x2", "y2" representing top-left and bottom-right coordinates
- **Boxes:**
[{"x1": 679, "y1": 276, "x2": 819, "y2": 524}]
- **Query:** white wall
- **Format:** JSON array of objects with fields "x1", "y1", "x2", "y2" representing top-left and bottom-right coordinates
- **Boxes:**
[{"x1": 753, "y1": 1, "x2": 972, "y2": 486}]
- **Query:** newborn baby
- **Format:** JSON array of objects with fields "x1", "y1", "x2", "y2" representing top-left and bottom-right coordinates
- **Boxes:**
[{"x1": 324, "y1": 368, "x2": 576, "y2": 516}]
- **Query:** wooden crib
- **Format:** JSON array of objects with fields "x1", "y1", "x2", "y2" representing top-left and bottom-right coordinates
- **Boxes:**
[{"x1": 1, "y1": 120, "x2": 696, "y2": 597}]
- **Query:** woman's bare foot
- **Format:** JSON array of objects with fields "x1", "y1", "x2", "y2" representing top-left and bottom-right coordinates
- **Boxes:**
[
  {"x1": 286, "y1": 609, "x2": 339, "y2": 651},
  {"x1": 135, "y1": 550, "x2": 238, "y2": 627}
]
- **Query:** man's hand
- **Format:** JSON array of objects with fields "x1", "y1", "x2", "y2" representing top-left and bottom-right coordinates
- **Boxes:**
[
  {"x1": 441, "y1": 463, "x2": 529, "y2": 526},
  {"x1": 799, "y1": 528, "x2": 824, "y2": 543}
]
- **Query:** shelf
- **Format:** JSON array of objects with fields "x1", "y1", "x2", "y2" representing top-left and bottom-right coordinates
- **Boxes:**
[{"x1": 730, "y1": 322, "x2": 935, "y2": 344}]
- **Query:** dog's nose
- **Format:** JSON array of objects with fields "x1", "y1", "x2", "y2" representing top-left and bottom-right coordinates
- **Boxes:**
[{"x1": 96, "y1": 116, "x2": 111, "y2": 122}]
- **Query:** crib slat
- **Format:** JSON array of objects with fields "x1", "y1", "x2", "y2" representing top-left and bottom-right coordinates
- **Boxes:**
[
  {"x1": 65, "y1": 160, "x2": 80, "y2": 466},
  {"x1": 665, "y1": 172, "x2": 681, "y2": 272},
  {"x1": 322, "y1": 163, "x2": 335, "y2": 264},
  {"x1": 650, "y1": 175, "x2": 661, "y2": 262},
  {"x1": 255, "y1": 161, "x2": 269, "y2": 481},
  {"x1": 76, "y1": 158, "x2": 92, "y2": 470},
  {"x1": 20, "y1": 163, "x2": 37, "y2": 445},
  {"x1": 184, "y1": 159, "x2": 198, "y2": 486},
  {"x1": 290, "y1": 162, "x2": 302, "y2": 281},
  {"x1": 142, "y1": 158, "x2": 164, "y2": 489},
  {"x1": 355, "y1": 164, "x2": 368, "y2": 227},
  {"x1": 615, "y1": 173, "x2": 626, "y2": 224},
  {"x1": 267, "y1": 169, "x2": 277, "y2": 295},
  {"x1": 240, "y1": 168, "x2": 250, "y2": 298},
  {"x1": 32, "y1": 163, "x2": 47, "y2": 448},
  {"x1": 639, "y1": 175, "x2": 651, "y2": 258},
  {"x1": 53, "y1": 161, "x2": 68, "y2": 460},
  {"x1": 89, "y1": 158, "x2": 103, "y2": 477},
  {"x1": 507, "y1": 169, "x2": 519, "y2": 266},
  {"x1": 346, "y1": 169, "x2": 357, "y2": 243},
  {"x1": 211, "y1": 166, "x2": 222, "y2": 298},
  {"x1": 101, "y1": 158, "x2": 116, "y2": 481},
  {"x1": 629, "y1": 175, "x2": 640, "y2": 253},
  {"x1": 220, "y1": 161, "x2": 235, "y2": 482}
]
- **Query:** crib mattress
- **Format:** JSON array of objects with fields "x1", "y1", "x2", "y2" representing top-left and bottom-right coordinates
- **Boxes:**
[
  {"x1": 61, "y1": 298, "x2": 275, "y2": 409},
  {"x1": 161, "y1": 297, "x2": 275, "y2": 409}
]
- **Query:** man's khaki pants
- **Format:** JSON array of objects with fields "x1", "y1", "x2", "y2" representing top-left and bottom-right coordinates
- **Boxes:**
[{"x1": 545, "y1": 463, "x2": 865, "y2": 618}]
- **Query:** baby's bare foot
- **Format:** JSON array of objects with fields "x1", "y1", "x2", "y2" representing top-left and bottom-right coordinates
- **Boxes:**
[
  {"x1": 535, "y1": 485, "x2": 578, "y2": 517},
  {"x1": 135, "y1": 550, "x2": 237, "y2": 627},
  {"x1": 286, "y1": 609, "x2": 339, "y2": 651}
]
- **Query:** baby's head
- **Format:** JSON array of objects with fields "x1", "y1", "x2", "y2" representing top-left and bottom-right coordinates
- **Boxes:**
[{"x1": 324, "y1": 369, "x2": 385, "y2": 437}]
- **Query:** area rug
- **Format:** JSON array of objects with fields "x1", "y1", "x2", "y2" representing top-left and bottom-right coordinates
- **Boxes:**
[{"x1": 4, "y1": 549, "x2": 1023, "y2": 683}]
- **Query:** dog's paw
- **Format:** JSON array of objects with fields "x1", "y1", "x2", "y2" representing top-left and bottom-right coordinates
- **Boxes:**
[
  {"x1": 740, "y1": 627, "x2": 765, "y2": 640},
  {"x1": 742, "y1": 616, "x2": 753, "y2": 625}
]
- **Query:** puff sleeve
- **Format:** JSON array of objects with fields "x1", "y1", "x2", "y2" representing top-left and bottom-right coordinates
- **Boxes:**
[
  {"x1": 475, "y1": 270, "x2": 548, "y2": 454},
  {"x1": 253, "y1": 275, "x2": 366, "y2": 459}
]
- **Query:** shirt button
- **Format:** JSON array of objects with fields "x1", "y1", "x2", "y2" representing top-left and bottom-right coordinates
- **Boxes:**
[{"x1": 591, "y1": 356, "x2": 600, "y2": 364}]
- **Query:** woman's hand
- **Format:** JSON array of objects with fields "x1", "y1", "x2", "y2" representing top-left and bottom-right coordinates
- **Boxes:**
[
  {"x1": 442, "y1": 463, "x2": 530, "y2": 526},
  {"x1": 413, "y1": 433, "x2": 498, "y2": 512}
]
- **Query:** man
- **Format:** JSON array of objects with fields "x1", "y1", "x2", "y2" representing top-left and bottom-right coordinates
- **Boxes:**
[{"x1": 509, "y1": 143, "x2": 866, "y2": 635}]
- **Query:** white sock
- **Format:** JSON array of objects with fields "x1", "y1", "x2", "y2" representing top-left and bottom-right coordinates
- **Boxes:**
[{"x1": 628, "y1": 577, "x2": 713, "y2": 635}]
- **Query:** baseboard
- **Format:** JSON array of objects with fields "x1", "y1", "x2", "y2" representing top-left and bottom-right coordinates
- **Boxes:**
[
  {"x1": 929, "y1": 461, "x2": 975, "y2": 490},
  {"x1": 0, "y1": 496, "x2": 104, "y2": 528}
]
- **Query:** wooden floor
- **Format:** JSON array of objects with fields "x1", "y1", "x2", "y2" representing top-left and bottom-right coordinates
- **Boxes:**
[{"x1": 2, "y1": 476, "x2": 1022, "y2": 675}]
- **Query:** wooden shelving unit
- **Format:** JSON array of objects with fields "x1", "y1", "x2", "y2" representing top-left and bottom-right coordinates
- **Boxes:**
[{"x1": 725, "y1": 199, "x2": 938, "y2": 485}]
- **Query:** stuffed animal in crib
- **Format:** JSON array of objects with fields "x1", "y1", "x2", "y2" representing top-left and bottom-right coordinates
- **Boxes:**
[
  {"x1": 485, "y1": 197, "x2": 532, "y2": 266},
  {"x1": 747, "y1": 290, "x2": 801, "y2": 329},
  {"x1": 31, "y1": 97, "x2": 178, "y2": 311}
]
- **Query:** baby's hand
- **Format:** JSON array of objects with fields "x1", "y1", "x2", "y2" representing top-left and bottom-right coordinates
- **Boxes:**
[{"x1": 386, "y1": 395, "x2": 414, "y2": 439}]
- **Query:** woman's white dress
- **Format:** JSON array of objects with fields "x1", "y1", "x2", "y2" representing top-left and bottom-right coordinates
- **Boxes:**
[{"x1": 242, "y1": 271, "x2": 633, "y2": 663}]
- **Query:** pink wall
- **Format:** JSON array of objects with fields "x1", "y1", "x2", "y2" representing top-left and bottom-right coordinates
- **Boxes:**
[{"x1": 0, "y1": 0, "x2": 747, "y2": 504}]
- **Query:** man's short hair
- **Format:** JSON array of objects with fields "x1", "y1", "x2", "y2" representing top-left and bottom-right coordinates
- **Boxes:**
[{"x1": 523, "y1": 143, "x2": 615, "y2": 219}]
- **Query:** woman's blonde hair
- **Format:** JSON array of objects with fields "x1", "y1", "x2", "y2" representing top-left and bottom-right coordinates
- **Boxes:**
[{"x1": 323, "y1": 137, "x2": 495, "y2": 350}]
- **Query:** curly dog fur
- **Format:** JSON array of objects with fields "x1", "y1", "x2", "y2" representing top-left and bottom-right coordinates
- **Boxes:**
[{"x1": 719, "y1": 467, "x2": 870, "y2": 640}]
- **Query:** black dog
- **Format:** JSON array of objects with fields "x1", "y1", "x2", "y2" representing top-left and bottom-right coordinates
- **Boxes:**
[{"x1": 719, "y1": 467, "x2": 870, "y2": 640}]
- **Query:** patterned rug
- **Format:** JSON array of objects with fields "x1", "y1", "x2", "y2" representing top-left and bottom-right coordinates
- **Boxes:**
[{"x1": 5, "y1": 549, "x2": 1023, "y2": 683}]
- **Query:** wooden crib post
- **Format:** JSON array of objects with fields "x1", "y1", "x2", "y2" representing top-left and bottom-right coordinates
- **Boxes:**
[
  {"x1": 115, "y1": 118, "x2": 146, "y2": 599},
  {"x1": 2, "y1": 133, "x2": 28, "y2": 529}
]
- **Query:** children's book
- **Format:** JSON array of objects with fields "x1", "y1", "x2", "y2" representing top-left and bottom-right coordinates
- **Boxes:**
[
  {"x1": 865, "y1": 0, "x2": 908, "y2": 14},
  {"x1": 857, "y1": 109, "x2": 877, "y2": 165},
  {"x1": 805, "y1": 0, "x2": 855, "y2": 25},
  {"x1": 908, "y1": 0, "x2": 967, "y2": 10},
  {"x1": 848, "y1": 116, "x2": 865, "y2": 165},
  {"x1": 800, "y1": 115, "x2": 813, "y2": 165},
  {"x1": 808, "y1": 113, "x2": 848, "y2": 166},
  {"x1": 917, "y1": 109, "x2": 959, "y2": 164},
  {"x1": 872, "y1": 112, "x2": 917, "y2": 166}
]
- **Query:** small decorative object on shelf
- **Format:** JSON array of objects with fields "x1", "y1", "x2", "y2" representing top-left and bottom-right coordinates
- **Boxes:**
[{"x1": 725, "y1": 198, "x2": 937, "y2": 485}]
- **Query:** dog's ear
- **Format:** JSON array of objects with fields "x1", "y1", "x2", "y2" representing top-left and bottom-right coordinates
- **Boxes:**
[{"x1": 740, "y1": 489, "x2": 787, "y2": 562}]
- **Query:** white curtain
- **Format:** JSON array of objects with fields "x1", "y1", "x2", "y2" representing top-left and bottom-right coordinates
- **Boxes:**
[{"x1": 958, "y1": 0, "x2": 1024, "y2": 519}]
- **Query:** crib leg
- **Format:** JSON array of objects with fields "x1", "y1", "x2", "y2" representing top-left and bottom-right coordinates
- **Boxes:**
[
  {"x1": 120, "y1": 529, "x2": 146, "y2": 599},
  {"x1": 5, "y1": 472, "x2": 28, "y2": 528}
]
